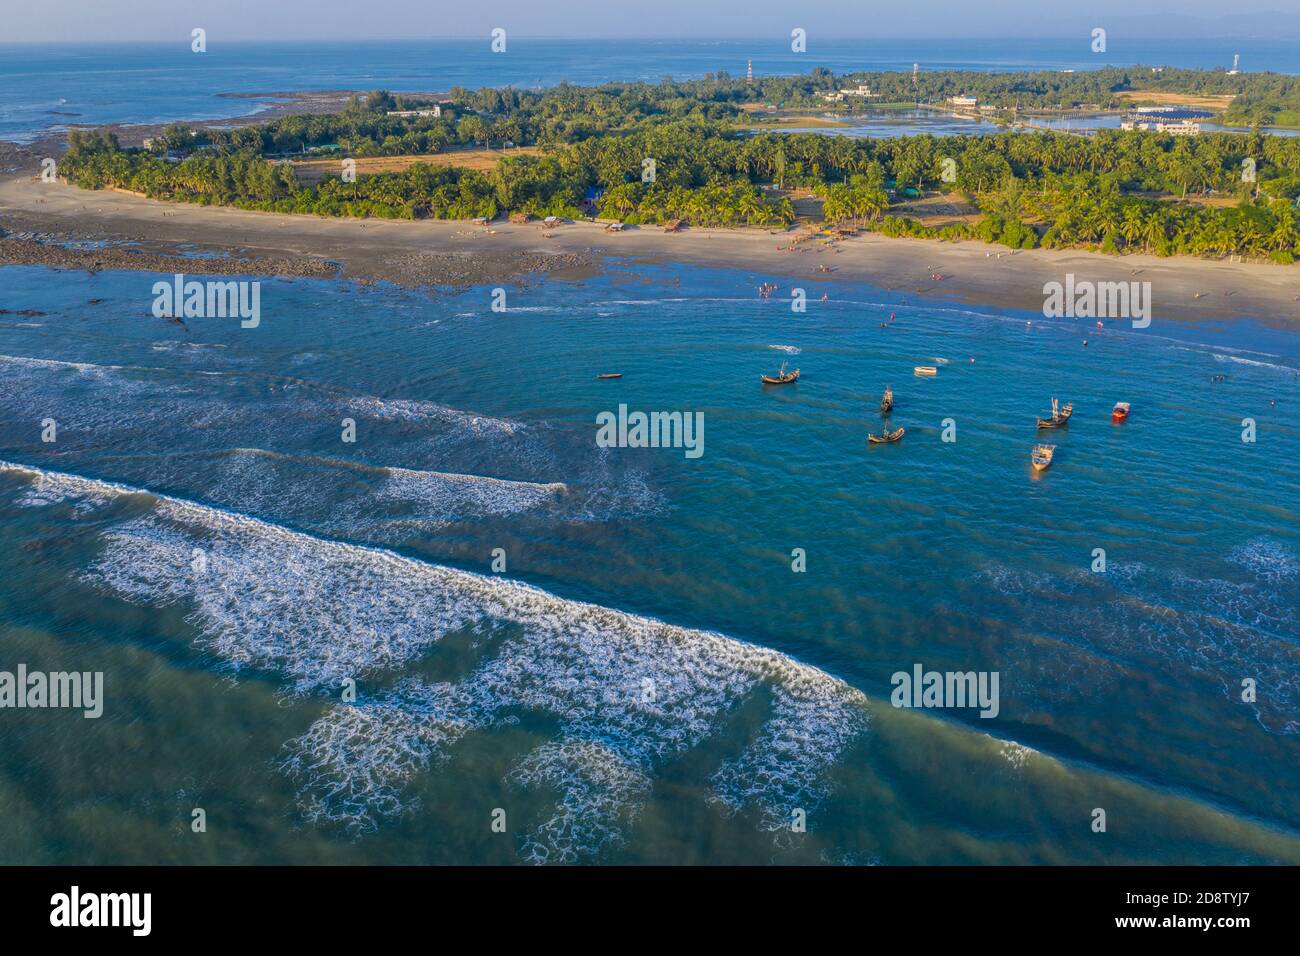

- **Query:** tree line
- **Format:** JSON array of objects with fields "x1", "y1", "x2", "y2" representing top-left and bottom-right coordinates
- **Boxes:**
[{"x1": 57, "y1": 73, "x2": 1300, "y2": 262}]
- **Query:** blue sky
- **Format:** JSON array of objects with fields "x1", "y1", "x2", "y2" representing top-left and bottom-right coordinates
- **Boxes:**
[{"x1": 3, "y1": 0, "x2": 1298, "y2": 43}]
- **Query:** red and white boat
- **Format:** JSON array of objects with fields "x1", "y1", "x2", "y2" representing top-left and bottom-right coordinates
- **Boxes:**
[{"x1": 1111, "y1": 401, "x2": 1130, "y2": 423}]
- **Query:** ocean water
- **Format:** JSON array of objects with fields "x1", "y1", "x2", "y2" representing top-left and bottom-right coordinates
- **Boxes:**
[
  {"x1": 0, "y1": 261, "x2": 1297, "y2": 864},
  {"x1": 3, "y1": 37, "x2": 1300, "y2": 143}
]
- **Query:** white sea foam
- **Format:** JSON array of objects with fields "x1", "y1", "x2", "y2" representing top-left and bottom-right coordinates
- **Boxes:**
[
  {"x1": 13, "y1": 467, "x2": 121, "y2": 515},
  {"x1": 507, "y1": 738, "x2": 653, "y2": 864},
  {"x1": 1, "y1": 460, "x2": 869, "y2": 858},
  {"x1": 203, "y1": 448, "x2": 569, "y2": 529},
  {"x1": 376, "y1": 465, "x2": 566, "y2": 517},
  {"x1": 0, "y1": 352, "x2": 126, "y2": 376},
  {"x1": 1227, "y1": 537, "x2": 1299, "y2": 582},
  {"x1": 1211, "y1": 353, "x2": 1299, "y2": 373},
  {"x1": 768, "y1": 344, "x2": 802, "y2": 354},
  {"x1": 342, "y1": 395, "x2": 523, "y2": 435},
  {"x1": 149, "y1": 341, "x2": 229, "y2": 353},
  {"x1": 997, "y1": 739, "x2": 1037, "y2": 770}
]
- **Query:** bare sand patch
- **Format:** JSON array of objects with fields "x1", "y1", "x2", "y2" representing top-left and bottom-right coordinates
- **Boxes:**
[
  {"x1": 1115, "y1": 91, "x2": 1235, "y2": 111},
  {"x1": 290, "y1": 147, "x2": 543, "y2": 185}
]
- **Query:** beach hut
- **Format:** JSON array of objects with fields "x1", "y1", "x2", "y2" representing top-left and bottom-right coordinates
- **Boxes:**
[
  {"x1": 509, "y1": 212, "x2": 531, "y2": 224},
  {"x1": 580, "y1": 186, "x2": 604, "y2": 216}
]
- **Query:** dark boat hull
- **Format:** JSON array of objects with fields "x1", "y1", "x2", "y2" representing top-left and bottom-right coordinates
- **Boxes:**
[{"x1": 868, "y1": 428, "x2": 905, "y2": 444}]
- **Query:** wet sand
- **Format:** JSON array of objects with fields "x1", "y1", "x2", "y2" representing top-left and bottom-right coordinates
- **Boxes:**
[{"x1": 2, "y1": 171, "x2": 1299, "y2": 325}]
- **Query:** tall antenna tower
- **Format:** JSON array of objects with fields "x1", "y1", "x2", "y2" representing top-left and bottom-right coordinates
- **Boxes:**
[
  {"x1": 912, "y1": 62, "x2": 919, "y2": 85},
  {"x1": 747, "y1": 59, "x2": 753, "y2": 85}
]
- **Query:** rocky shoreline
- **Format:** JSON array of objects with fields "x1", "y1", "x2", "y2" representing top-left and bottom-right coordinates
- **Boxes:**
[
  {"x1": 0, "y1": 232, "x2": 597, "y2": 289},
  {"x1": 0, "y1": 235, "x2": 341, "y2": 281}
]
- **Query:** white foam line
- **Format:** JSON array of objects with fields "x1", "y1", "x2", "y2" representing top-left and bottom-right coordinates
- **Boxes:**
[
  {"x1": 0, "y1": 352, "x2": 529, "y2": 436},
  {"x1": 225, "y1": 447, "x2": 568, "y2": 500}
]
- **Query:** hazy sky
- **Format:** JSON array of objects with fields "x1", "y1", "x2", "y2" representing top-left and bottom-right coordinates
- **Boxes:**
[{"x1": 3, "y1": 0, "x2": 1299, "y2": 43}]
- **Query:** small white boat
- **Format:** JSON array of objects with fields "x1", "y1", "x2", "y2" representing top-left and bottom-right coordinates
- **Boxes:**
[{"x1": 914, "y1": 366, "x2": 938, "y2": 377}]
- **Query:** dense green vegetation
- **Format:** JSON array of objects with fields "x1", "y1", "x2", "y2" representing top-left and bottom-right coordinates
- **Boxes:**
[{"x1": 58, "y1": 71, "x2": 1300, "y2": 262}]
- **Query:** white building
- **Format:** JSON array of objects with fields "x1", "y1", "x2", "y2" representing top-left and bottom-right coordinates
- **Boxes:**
[
  {"x1": 1122, "y1": 119, "x2": 1200, "y2": 135},
  {"x1": 948, "y1": 95, "x2": 978, "y2": 108},
  {"x1": 387, "y1": 106, "x2": 441, "y2": 118}
]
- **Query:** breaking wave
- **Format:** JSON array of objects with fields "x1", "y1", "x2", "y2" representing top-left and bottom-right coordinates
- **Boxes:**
[{"x1": 1, "y1": 460, "x2": 869, "y2": 860}]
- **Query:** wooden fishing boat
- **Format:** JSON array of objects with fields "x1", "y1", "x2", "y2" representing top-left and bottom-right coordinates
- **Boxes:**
[
  {"x1": 1111, "y1": 401, "x2": 1130, "y2": 422},
  {"x1": 1031, "y1": 443, "x2": 1056, "y2": 471},
  {"x1": 762, "y1": 361, "x2": 800, "y2": 385},
  {"x1": 663, "y1": 219, "x2": 683, "y2": 233},
  {"x1": 914, "y1": 366, "x2": 938, "y2": 376},
  {"x1": 1036, "y1": 398, "x2": 1074, "y2": 428},
  {"x1": 868, "y1": 427, "x2": 905, "y2": 444},
  {"x1": 596, "y1": 373, "x2": 623, "y2": 379},
  {"x1": 880, "y1": 385, "x2": 894, "y2": 414}
]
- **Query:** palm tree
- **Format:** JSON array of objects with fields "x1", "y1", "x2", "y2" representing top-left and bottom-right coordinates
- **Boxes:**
[{"x1": 1120, "y1": 205, "x2": 1145, "y2": 249}]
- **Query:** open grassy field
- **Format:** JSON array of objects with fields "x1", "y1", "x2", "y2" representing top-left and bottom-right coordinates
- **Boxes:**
[
  {"x1": 887, "y1": 192, "x2": 982, "y2": 227},
  {"x1": 289, "y1": 147, "x2": 542, "y2": 185},
  {"x1": 1114, "y1": 90, "x2": 1235, "y2": 111},
  {"x1": 739, "y1": 104, "x2": 852, "y2": 127}
]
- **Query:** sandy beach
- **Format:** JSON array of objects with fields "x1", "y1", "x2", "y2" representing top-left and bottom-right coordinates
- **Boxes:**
[{"x1": 3, "y1": 170, "x2": 1299, "y2": 326}]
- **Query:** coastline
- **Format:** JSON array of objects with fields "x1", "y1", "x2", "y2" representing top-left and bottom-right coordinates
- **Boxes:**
[{"x1": 4, "y1": 173, "x2": 1299, "y2": 325}]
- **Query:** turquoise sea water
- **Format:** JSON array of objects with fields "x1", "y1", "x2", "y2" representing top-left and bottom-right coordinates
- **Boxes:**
[
  {"x1": 0, "y1": 261, "x2": 1296, "y2": 864},
  {"x1": 4, "y1": 37, "x2": 1300, "y2": 142}
]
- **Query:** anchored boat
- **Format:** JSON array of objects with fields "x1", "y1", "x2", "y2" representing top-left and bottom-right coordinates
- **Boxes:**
[
  {"x1": 1031, "y1": 443, "x2": 1056, "y2": 471},
  {"x1": 914, "y1": 366, "x2": 938, "y2": 377},
  {"x1": 1037, "y1": 398, "x2": 1074, "y2": 428},
  {"x1": 880, "y1": 385, "x2": 894, "y2": 414},
  {"x1": 762, "y1": 361, "x2": 800, "y2": 385},
  {"x1": 868, "y1": 427, "x2": 905, "y2": 444},
  {"x1": 1111, "y1": 401, "x2": 1130, "y2": 423},
  {"x1": 596, "y1": 373, "x2": 623, "y2": 379}
]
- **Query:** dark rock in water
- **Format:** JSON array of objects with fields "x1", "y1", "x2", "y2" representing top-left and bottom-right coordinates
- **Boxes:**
[
  {"x1": 0, "y1": 236, "x2": 337, "y2": 282},
  {"x1": 88, "y1": 298, "x2": 106, "y2": 305}
]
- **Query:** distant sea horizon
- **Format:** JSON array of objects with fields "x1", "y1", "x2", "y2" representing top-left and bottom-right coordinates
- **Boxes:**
[{"x1": 4, "y1": 36, "x2": 1300, "y2": 143}]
